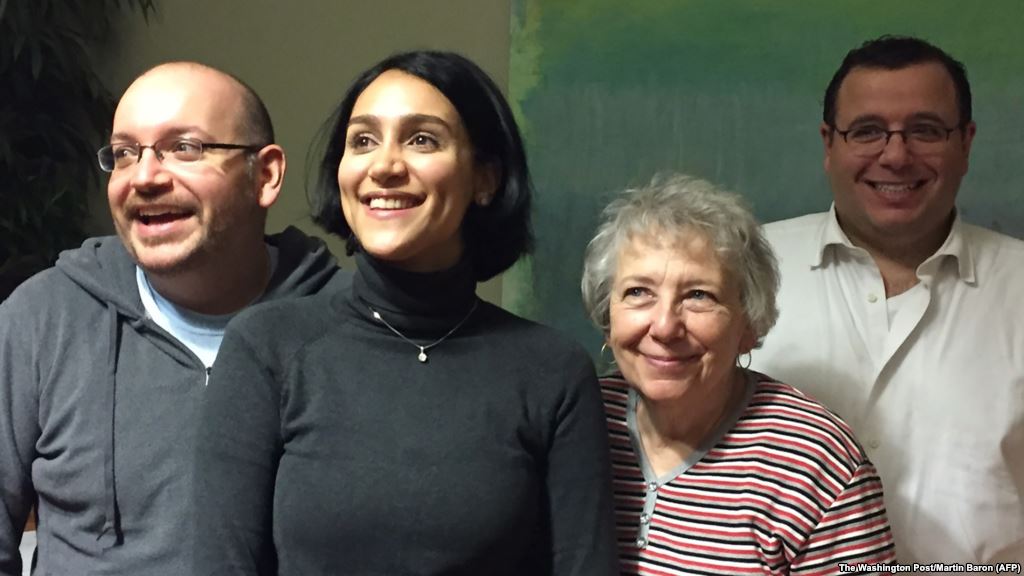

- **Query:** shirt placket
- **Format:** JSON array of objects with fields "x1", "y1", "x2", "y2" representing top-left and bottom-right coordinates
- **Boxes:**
[{"x1": 634, "y1": 479, "x2": 659, "y2": 549}]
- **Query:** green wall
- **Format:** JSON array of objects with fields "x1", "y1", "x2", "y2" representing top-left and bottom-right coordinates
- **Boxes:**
[{"x1": 509, "y1": 0, "x2": 1024, "y2": 359}]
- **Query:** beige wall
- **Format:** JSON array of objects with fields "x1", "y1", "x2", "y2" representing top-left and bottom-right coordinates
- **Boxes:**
[{"x1": 95, "y1": 0, "x2": 511, "y2": 303}]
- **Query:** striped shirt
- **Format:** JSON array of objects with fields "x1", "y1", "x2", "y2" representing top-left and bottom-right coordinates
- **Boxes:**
[{"x1": 602, "y1": 371, "x2": 895, "y2": 575}]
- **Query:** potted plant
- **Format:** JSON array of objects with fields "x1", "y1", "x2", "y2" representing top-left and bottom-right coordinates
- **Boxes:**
[{"x1": 0, "y1": 0, "x2": 156, "y2": 300}]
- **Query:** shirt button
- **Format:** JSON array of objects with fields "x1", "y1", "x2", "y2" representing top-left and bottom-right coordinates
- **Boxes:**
[
  {"x1": 867, "y1": 439, "x2": 880, "y2": 449},
  {"x1": 647, "y1": 481, "x2": 657, "y2": 492},
  {"x1": 640, "y1": 513, "x2": 651, "y2": 525},
  {"x1": 867, "y1": 293, "x2": 879, "y2": 303},
  {"x1": 636, "y1": 537, "x2": 647, "y2": 549}
]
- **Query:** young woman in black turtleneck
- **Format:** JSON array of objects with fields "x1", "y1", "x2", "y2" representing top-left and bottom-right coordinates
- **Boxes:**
[{"x1": 193, "y1": 50, "x2": 618, "y2": 576}]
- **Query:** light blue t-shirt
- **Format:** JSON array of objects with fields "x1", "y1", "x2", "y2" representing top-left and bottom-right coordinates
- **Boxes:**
[{"x1": 136, "y1": 245, "x2": 278, "y2": 371}]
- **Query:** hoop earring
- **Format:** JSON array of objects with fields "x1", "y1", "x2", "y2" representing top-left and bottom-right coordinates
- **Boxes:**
[
  {"x1": 600, "y1": 342, "x2": 617, "y2": 366},
  {"x1": 738, "y1": 352, "x2": 751, "y2": 369}
]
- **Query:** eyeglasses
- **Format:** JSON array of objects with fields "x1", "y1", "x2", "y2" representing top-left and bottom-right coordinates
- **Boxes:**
[
  {"x1": 97, "y1": 138, "x2": 265, "y2": 172},
  {"x1": 831, "y1": 122, "x2": 962, "y2": 157}
]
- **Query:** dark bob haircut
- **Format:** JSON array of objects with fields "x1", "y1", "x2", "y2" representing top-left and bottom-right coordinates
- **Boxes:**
[
  {"x1": 310, "y1": 50, "x2": 534, "y2": 281},
  {"x1": 823, "y1": 35, "x2": 972, "y2": 128}
]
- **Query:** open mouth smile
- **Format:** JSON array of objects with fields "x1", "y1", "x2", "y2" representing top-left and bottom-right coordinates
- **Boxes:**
[
  {"x1": 133, "y1": 207, "x2": 193, "y2": 226},
  {"x1": 864, "y1": 179, "x2": 927, "y2": 202},
  {"x1": 362, "y1": 193, "x2": 424, "y2": 211},
  {"x1": 865, "y1": 179, "x2": 925, "y2": 193}
]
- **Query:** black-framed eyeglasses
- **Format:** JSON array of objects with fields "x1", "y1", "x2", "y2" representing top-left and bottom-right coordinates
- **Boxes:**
[
  {"x1": 831, "y1": 122, "x2": 963, "y2": 157},
  {"x1": 97, "y1": 138, "x2": 266, "y2": 172}
]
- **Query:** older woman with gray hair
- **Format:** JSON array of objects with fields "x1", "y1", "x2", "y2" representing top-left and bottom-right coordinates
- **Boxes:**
[{"x1": 582, "y1": 173, "x2": 896, "y2": 574}]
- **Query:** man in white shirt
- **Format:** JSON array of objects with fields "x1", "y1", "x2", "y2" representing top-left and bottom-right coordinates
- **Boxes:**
[{"x1": 752, "y1": 35, "x2": 1024, "y2": 567}]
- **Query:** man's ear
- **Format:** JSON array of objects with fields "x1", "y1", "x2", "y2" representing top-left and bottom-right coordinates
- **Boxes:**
[
  {"x1": 820, "y1": 122, "x2": 834, "y2": 173},
  {"x1": 960, "y1": 121, "x2": 977, "y2": 171},
  {"x1": 255, "y1": 144, "x2": 286, "y2": 209}
]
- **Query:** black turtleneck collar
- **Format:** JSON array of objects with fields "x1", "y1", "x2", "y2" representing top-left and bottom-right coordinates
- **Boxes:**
[{"x1": 344, "y1": 250, "x2": 479, "y2": 336}]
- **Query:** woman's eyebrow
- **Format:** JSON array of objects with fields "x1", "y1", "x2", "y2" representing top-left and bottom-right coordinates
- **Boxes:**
[{"x1": 348, "y1": 113, "x2": 450, "y2": 129}]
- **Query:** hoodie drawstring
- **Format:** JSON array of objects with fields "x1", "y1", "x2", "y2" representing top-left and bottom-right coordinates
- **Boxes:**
[{"x1": 98, "y1": 304, "x2": 122, "y2": 548}]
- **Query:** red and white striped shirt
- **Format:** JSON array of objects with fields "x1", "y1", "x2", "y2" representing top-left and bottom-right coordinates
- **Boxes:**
[{"x1": 602, "y1": 371, "x2": 895, "y2": 575}]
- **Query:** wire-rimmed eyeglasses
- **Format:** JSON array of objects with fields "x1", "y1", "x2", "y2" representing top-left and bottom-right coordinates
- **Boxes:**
[
  {"x1": 831, "y1": 122, "x2": 963, "y2": 157},
  {"x1": 97, "y1": 138, "x2": 265, "y2": 172}
]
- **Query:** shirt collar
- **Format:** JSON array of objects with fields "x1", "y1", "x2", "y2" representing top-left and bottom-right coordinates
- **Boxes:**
[
  {"x1": 812, "y1": 204, "x2": 976, "y2": 284},
  {"x1": 812, "y1": 204, "x2": 855, "y2": 266}
]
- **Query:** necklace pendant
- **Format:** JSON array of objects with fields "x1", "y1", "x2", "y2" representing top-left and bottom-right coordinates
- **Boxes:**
[{"x1": 368, "y1": 302, "x2": 478, "y2": 366}]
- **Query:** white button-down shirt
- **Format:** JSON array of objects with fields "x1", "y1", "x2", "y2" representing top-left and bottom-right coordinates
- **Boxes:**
[{"x1": 751, "y1": 207, "x2": 1024, "y2": 567}]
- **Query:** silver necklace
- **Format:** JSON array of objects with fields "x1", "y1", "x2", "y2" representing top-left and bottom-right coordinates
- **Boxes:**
[{"x1": 369, "y1": 299, "x2": 479, "y2": 363}]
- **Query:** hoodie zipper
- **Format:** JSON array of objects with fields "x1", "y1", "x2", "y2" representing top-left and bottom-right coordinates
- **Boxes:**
[{"x1": 138, "y1": 315, "x2": 212, "y2": 387}]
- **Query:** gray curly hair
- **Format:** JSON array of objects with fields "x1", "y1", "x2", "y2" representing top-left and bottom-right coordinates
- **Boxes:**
[{"x1": 580, "y1": 173, "x2": 780, "y2": 346}]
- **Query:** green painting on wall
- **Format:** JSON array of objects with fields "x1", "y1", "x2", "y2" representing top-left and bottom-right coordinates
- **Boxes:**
[{"x1": 506, "y1": 0, "x2": 1024, "y2": 359}]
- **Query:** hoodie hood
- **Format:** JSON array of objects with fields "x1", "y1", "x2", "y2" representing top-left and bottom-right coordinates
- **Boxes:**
[
  {"x1": 259, "y1": 226, "x2": 343, "y2": 301},
  {"x1": 55, "y1": 235, "x2": 147, "y2": 319},
  {"x1": 55, "y1": 226, "x2": 341, "y2": 312}
]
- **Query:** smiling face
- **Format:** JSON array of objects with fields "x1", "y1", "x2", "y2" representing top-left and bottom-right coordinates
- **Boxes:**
[
  {"x1": 607, "y1": 232, "x2": 755, "y2": 405},
  {"x1": 107, "y1": 64, "x2": 268, "y2": 275},
  {"x1": 823, "y1": 62, "x2": 975, "y2": 254},
  {"x1": 337, "y1": 69, "x2": 489, "y2": 273}
]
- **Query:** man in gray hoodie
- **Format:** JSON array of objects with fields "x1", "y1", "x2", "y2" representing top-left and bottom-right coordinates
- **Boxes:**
[{"x1": 0, "y1": 62, "x2": 348, "y2": 575}]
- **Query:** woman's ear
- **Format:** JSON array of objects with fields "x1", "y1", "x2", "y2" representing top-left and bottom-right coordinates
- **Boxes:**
[
  {"x1": 738, "y1": 324, "x2": 757, "y2": 356},
  {"x1": 474, "y1": 162, "x2": 499, "y2": 207}
]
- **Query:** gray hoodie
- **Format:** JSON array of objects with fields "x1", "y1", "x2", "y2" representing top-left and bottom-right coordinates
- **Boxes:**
[{"x1": 0, "y1": 227, "x2": 349, "y2": 576}]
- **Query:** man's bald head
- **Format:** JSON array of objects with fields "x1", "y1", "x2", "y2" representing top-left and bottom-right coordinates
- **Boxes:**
[{"x1": 128, "y1": 62, "x2": 274, "y2": 146}]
